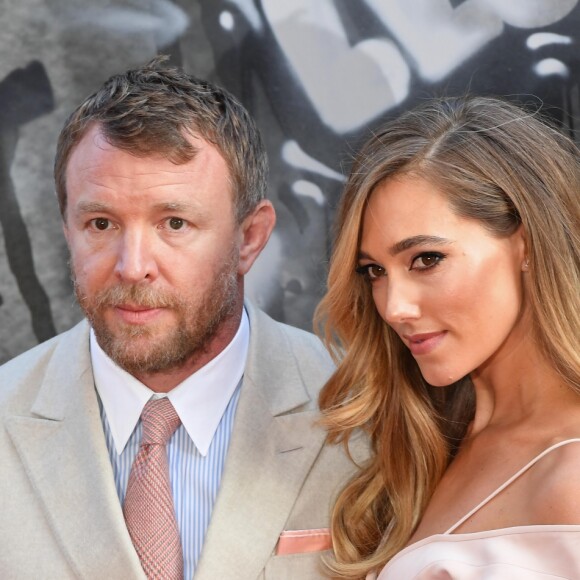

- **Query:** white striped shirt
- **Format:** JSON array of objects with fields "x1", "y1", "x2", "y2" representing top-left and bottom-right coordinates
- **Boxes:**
[{"x1": 91, "y1": 311, "x2": 249, "y2": 579}]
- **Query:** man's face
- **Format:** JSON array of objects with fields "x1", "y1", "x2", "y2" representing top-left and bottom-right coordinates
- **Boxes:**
[{"x1": 64, "y1": 125, "x2": 243, "y2": 376}]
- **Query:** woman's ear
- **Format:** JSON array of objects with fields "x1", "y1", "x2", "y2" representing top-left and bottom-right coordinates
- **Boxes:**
[
  {"x1": 514, "y1": 224, "x2": 529, "y2": 272},
  {"x1": 237, "y1": 200, "x2": 276, "y2": 276}
]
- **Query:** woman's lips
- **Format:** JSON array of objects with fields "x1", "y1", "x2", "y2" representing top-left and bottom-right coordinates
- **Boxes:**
[{"x1": 404, "y1": 331, "x2": 447, "y2": 356}]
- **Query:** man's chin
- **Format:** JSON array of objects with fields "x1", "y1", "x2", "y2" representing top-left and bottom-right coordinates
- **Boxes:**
[
  {"x1": 102, "y1": 339, "x2": 185, "y2": 375},
  {"x1": 92, "y1": 323, "x2": 174, "y2": 371}
]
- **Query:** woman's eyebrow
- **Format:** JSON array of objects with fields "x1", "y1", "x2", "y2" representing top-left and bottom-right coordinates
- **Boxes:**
[
  {"x1": 389, "y1": 235, "x2": 451, "y2": 256},
  {"x1": 358, "y1": 236, "x2": 452, "y2": 261}
]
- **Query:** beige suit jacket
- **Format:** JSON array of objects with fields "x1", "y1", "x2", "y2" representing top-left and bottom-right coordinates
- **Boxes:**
[{"x1": 0, "y1": 301, "x2": 363, "y2": 579}]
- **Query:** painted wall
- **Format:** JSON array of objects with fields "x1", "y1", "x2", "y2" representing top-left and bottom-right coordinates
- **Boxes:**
[{"x1": 1, "y1": 0, "x2": 578, "y2": 363}]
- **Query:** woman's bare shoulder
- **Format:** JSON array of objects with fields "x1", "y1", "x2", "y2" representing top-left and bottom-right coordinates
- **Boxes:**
[{"x1": 528, "y1": 439, "x2": 580, "y2": 524}]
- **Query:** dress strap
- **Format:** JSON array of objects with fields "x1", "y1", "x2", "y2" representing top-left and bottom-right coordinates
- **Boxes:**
[{"x1": 445, "y1": 438, "x2": 580, "y2": 534}]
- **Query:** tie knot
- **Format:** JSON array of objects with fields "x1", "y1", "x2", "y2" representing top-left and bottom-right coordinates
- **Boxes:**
[{"x1": 140, "y1": 398, "x2": 181, "y2": 445}]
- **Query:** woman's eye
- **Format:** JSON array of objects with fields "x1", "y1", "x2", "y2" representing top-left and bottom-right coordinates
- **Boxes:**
[
  {"x1": 356, "y1": 264, "x2": 386, "y2": 281},
  {"x1": 91, "y1": 218, "x2": 110, "y2": 231},
  {"x1": 168, "y1": 217, "x2": 185, "y2": 230},
  {"x1": 411, "y1": 252, "x2": 444, "y2": 270}
]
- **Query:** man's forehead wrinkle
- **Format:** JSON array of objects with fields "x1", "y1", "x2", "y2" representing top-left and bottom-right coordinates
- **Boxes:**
[
  {"x1": 140, "y1": 179, "x2": 196, "y2": 191},
  {"x1": 133, "y1": 167, "x2": 198, "y2": 176},
  {"x1": 74, "y1": 166, "x2": 199, "y2": 191},
  {"x1": 80, "y1": 178, "x2": 118, "y2": 191},
  {"x1": 75, "y1": 164, "x2": 135, "y2": 181}
]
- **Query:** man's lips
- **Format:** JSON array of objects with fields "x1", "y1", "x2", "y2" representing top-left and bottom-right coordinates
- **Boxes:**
[
  {"x1": 113, "y1": 304, "x2": 165, "y2": 324},
  {"x1": 403, "y1": 331, "x2": 447, "y2": 356}
]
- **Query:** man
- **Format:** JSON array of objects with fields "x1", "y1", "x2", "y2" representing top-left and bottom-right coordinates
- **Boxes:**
[{"x1": 0, "y1": 59, "x2": 362, "y2": 579}]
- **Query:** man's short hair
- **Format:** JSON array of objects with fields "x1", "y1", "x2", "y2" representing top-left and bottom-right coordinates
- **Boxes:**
[{"x1": 54, "y1": 56, "x2": 268, "y2": 222}]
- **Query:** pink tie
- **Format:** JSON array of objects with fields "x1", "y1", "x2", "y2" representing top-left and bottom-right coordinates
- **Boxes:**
[{"x1": 124, "y1": 398, "x2": 184, "y2": 580}]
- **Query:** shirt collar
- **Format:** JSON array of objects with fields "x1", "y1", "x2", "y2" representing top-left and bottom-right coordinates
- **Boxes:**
[{"x1": 91, "y1": 309, "x2": 249, "y2": 456}]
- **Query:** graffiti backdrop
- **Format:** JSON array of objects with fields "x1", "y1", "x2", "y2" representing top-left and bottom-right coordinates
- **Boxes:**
[{"x1": 1, "y1": 0, "x2": 579, "y2": 363}]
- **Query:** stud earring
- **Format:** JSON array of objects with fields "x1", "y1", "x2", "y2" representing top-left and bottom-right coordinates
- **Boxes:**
[{"x1": 522, "y1": 259, "x2": 530, "y2": 271}]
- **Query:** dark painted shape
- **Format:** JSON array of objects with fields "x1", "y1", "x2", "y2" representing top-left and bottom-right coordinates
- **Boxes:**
[{"x1": 0, "y1": 61, "x2": 56, "y2": 343}]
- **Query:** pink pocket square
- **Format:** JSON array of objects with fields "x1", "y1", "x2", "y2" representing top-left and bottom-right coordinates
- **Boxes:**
[{"x1": 276, "y1": 528, "x2": 332, "y2": 555}]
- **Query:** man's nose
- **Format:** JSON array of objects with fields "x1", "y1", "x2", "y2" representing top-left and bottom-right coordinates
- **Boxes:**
[{"x1": 114, "y1": 230, "x2": 159, "y2": 283}]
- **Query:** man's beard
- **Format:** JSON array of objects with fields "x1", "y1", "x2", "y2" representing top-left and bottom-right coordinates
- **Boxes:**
[{"x1": 73, "y1": 257, "x2": 239, "y2": 376}]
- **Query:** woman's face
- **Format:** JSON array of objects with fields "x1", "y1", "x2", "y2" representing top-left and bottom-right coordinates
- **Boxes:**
[{"x1": 357, "y1": 175, "x2": 527, "y2": 386}]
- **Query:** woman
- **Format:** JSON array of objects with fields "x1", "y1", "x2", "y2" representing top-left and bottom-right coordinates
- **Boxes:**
[{"x1": 316, "y1": 96, "x2": 580, "y2": 579}]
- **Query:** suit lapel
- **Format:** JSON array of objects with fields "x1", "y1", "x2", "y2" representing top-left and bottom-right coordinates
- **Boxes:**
[
  {"x1": 5, "y1": 322, "x2": 145, "y2": 579},
  {"x1": 194, "y1": 304, "x2": 327, "y2": 580}
]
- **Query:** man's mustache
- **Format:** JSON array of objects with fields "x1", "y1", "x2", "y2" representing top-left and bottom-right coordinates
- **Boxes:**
[{"x1": 85, "y1": 284, "x2": 182, "y2": 310}]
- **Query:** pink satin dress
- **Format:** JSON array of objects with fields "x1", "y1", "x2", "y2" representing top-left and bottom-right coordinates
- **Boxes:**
[{"x1": 368, "y1": 439, "x2": 580, "y2": 579}]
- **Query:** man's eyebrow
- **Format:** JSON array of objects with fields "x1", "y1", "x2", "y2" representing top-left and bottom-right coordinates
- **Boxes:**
[
  {"x1": 152, "y1": 201, "x2": 211, "y2": 219},
  {"x1": 152, "y1": 201, "x2": 201, "y2": 212},
  {"x1": 74, "y1": 201, "x2": 110, "y2": 214},
  {"x1": 74, "y1": 200, "x2": 206, "y2": 215},
  {"x1": 357, "y1": 235, "x2": 451, "y2": 261}
]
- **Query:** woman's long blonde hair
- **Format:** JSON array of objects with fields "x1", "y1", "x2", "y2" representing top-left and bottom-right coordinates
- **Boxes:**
[{"x1": 316, "y1": 96, "x2": 580, "y2": 578}]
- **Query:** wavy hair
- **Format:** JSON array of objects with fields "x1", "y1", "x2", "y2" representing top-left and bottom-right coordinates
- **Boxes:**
[{"x1": 315, "y1": 96, "x2": 580, "y2": 578}]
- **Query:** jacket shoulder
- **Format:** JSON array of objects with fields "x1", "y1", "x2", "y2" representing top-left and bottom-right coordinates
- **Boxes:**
[
  {"x1": 248, "y1": 304, "x2": 331, "y2": 361},
  {"x1": 0, "y1": 321, "x2": 88, "y2": 411},
  {"x1": 246, "y1": 304, "x2": 334, "y2": 402},
  {"x1": 276, "y1": 319, "x2": 333, "y2": 368}
]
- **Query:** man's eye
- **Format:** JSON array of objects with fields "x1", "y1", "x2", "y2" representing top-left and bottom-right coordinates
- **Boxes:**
[
  {"x1": 356, "y1": 264, "x2": 386, "y2": 281},
  {"x1": 168, "y1": 217, "x2": 185, "y2": 230},
  {"x1": 92, "y1": 218, "x2": 110, "y2": 231},
  {"x1": 411, "y1": 252, "x2": 445, "y2": 270}
]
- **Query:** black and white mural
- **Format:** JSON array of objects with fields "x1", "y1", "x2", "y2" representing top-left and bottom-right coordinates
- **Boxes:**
[{"x1": 1, "y1": 0, "x2": 579, "y2": 363}]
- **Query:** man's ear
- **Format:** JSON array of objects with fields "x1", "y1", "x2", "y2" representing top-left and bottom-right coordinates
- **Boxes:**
[
  {"x1": 62, "y1": 218, "x2": 70, "y2": 245},
  {"x1": 237, "y1": 200, "x2": 276, "y2": 276}
]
